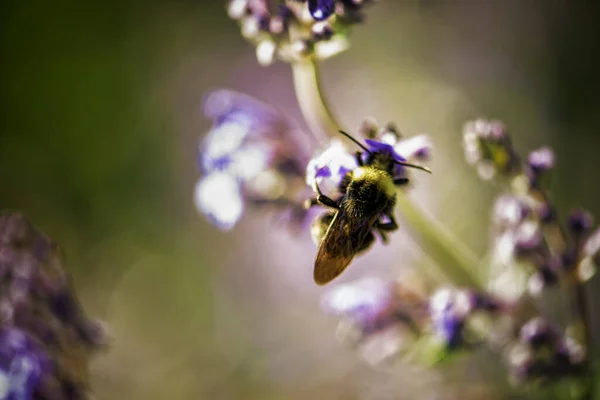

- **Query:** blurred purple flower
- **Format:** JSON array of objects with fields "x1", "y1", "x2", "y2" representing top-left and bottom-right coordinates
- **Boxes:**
[
  {"x1": 507, "y1": 317, "x2": 585, "y2": 383},
  {"x1": 0, "y1": 328, "x2": 49, "y2": 400},
  {"x1": 321, "y1": 277, "x2": 395, "y2": 331},
  {"x1": 321, "y1": 277, "x2": 426, "y2": 364},
  {"x1": 305, "y1": 139, "x2": 357, "y2": 196},
  {"x1": 226, "y1": 0, "x2": 376, "y2": 65},
  {"x1": 305, "y1": 119, "x2": 431, "y2": 197},
  {"x1": 308, "y1": 0, "x2": 336, "y2": 21},
  {"x1": 429, "y1": 288, "x2": 503, "y2": 350},
  {"x1": 196, "y1": 89, "x2": 311, "y2": 231},
  {"x1": 463, "y1": 118, "x2": 520, "y2": 180},
  {"x1": 0, "y1": 212, "x2": 106, "y2": 399}
]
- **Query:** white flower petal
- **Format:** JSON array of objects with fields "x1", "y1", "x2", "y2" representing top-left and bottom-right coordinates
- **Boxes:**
[
  {"x1": 321, "y1": 277, "x2": 390, "y2": 316},
  {"x1": 227, "y1": 144, "x2": 272, "y2": 181},
  {"x1": 314, "y1": 35, "x2": 350, "y2": 60},
  {"x1": 202, "y1": 120, "x2": 251, "y2": 170},
  {"x1": 306, "y1": 139, "x2": 357, "y2": 195},
  {"x1": 257, "y1": 39, "x2": 277, "y2": 66},
  {"x1": 394, "y1": 134, "x2": 431, "y2": 161},
  {"x1": 194, "y1": 173, "x2": 244, "y2": 231}
]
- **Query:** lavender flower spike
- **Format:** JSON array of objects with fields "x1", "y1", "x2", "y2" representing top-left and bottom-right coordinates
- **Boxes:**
[
  {"x1": 196, "y1": 89, "x2": 312, "y2": 231},
  {"x1": 321, "y1": 277, "x2": 424, "y2": 364},
  {"x1": 0, "y1": 212, "x2": 107, "y2": 399},
  {"x1": 463, "y1": 118, "x2": 521, "y2": 180},
  {"x1": 429, "y1": 287, "x2": 503, "y2": 350},
  {"x1": 226, "y1": 0, "x2": 376, "y2": 65}
]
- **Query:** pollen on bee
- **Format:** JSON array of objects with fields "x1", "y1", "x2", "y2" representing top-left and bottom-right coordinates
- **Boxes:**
[
  {"x1": 351, "y1": 167, "x2": 367, "y2": 180},
  {"x1": 352, "y1": 167, "x2": 395, "y2": 197}
]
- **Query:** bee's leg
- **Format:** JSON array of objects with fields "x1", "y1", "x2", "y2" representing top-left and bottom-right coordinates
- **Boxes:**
[
  {"x1": 303, "y1": 198, "x2": 319, "y2": 209},
  {"x1": 374, "y1": 214, "x2": 398, "y2": 244},
  {"x1": 306, "y1": 180, "x2": 339, "y2": 210},
  {"x1": 393, "y1": 178, "x2": 410, "y2": 186},
  {"x1": 315, "y1": 194, "x2": 339, "y2": 210},
  {"x1": 376, "y1": 215, "x2": 398, "y2": 232},
  {"x1": 375, "y1": 229, "x2": 389, "y2": 244},
  {"x1": 355, "y1": 151, "x2": 364, "y2": 166}
]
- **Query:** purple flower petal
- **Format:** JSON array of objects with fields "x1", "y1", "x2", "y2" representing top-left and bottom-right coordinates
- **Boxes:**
[
  {"x1": 309, "y1": 0, "x2": 336, "y2": 21},
  {"x1": 306, "y1": 139, "x2": 357, "y2": 194},
  {"x1": 364, "y1": 139, "x2": 406, "y2": 162},
  {"x1": 321, "y1": 277, "x2": 392, "y2": 326},
  {"x1": 315, "y1": 165, "x2": 332, "y2": 179},
  {"x1": 0, "y1": 328, "x2": 49, "y2": 399}
]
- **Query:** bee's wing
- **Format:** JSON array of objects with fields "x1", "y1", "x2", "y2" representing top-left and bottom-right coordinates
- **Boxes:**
[{"x1": 314, "y1": 209, "x2": 375, "y2": 285}]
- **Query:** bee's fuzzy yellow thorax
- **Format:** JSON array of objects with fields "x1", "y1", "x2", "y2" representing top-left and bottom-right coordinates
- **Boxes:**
[{"x1": 352, "y1": 166, "x2": 395, "y2": 196}]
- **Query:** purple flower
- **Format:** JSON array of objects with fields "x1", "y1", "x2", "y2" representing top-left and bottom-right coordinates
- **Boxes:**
[
  {"x1": 429, "y1": 288, "x2": 503, "y2": 350},
  {"x1": 525, "y1": 147, "x2": 555, "y2": 191},
  {"x1": 0, "y1": 328, "x2": 49, "y2": 399},
  {"x1": 358, "y1": 119, "x2": 432, "y2": 177},
  {"x1": 508, "y1": 318, "x2": 585, "y2": 383},
  {"x1": 527, "y1": 147, "x2": 554, "y2": 173},
  {"x1": 429, "y1": 288, "x2": 468, "y2": 348},
  {"x1": 491, "y1": 195, "x2": 532, "y2": 229},
  {"x1": 196, "y1": 90, "x2": 310, "y2": 231},
  {"x1": 463, "y1": 118, "x2": 521, "y2": 180},
  {"x1": 305, "y1": 139, "x2": 357, "y2": 196},
  {"x1": 365, "y1": 139, "x2": 406, "y2": 162},
  {"x1": 321, "y1": 277, "x2": 423, "y2": 363},
  {"x1": 321, "y1": 277, "x2": 395, "y2": 331},
  {"x1": 0, "y1": 212, "x2": 106, "y2": 399},
  {"x1": 308, "y1": 0, "x2": 336, "y2": 21},
  {"x1": 393, "y1": 134, "x2": 431, "y2": 161},
  {"x1": 567, "y1": 210, "x2": 593, "y2": 236},
  {"x1": 226, "y1": 0, "x2": 374, "y2": 64}
]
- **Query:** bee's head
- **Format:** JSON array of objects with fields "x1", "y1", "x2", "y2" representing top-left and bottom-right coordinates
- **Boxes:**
[
  {"x1": 363, "y1": 141, "x2": 400, "y2": 173},
  {"x1": 338, "y1": 130, "x2": 432, "y2": 175}
]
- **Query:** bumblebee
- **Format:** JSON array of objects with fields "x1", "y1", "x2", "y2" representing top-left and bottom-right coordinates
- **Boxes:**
[{"x1": 306, "y1": 131, "x2": 431, "y2": 285}]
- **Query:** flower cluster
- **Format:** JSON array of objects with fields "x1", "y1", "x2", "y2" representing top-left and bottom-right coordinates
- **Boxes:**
[
  {"x1": 305, "y1": 118, "x2": 431, "y2": 248},
  {"x1": 428, "y1": 287, "x2": 503, "y2": 350},
  {"x1": 196, "y1": 105, "x2": 432, "y2": 242},
  {"x1": 0, "y1": 212, "x2": 106, "y2": 399},
  {"x1": 463, "y1": 119, "x2": 521, "y2": 180},
  {"x1": 195, "y1": 89, "x2": 312, "y2": 231},
  {"x1": 320, "y1": 277, "x2": 425, "y2": 365},
  {"x1": 507, "y1": 317, "x2": 585, "y2": 383},
  {"x1": 202, "y1": 3, "x2": 598, "y2": 396},
  {"x1": 0, "y1": 328, "x2": 50, "y2": 399},
  {"x1": 321, "y1": 277, "x2": 507, "y2": 365},
  {"x1": 227, "y1": 0, "x2": 376, "y2": 65},
  {"x1": 306, "y1": 119, "x2": 430, "y2": 196},
  {"x1": 317, "y1": 119, "x2": 595, "y2": 392},
  {"x1": 468, "y1": 119, "x2": 600, "y2": 299},
  {"x1": 469, "y1": 119, "x2": 595, "y2": 386}
]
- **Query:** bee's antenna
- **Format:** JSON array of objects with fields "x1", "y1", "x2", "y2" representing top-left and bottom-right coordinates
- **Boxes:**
[
  {"x1": 339, "y1": 130, "x2": 431, "y2": 173},
  {"x1": 394, "y1": 160, "x2": 432, "y2": 174},
  {"x1": 338, "y1": 130, "x2": 372, "y2": 154}
]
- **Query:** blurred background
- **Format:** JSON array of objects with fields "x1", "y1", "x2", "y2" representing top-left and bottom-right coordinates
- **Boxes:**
[{"x1": 1, "y1": 1, "x2": 600, "y2": 399}]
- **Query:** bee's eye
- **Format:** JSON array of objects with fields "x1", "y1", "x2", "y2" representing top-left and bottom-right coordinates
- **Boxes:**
[{"x1": 308, "y1": 0, "x2": 336, "y2": 21}]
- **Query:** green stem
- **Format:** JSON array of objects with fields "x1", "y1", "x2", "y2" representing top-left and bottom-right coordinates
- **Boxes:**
[
  {"x1": 291, "y1": 59, "x2": 482, "y2": 290},
  {"x1": 395, "y1": 194, "x2": 483, "y2": 289},
  {"x1": 291, "y1": 59, "x2": 341, "y2": 141}
]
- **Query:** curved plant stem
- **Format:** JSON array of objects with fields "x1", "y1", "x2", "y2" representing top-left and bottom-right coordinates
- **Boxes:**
[
  {"x1": 395, "y1": 194, "x2": 483, "y2": 289},
  {"x1": 292, "y1": 59, "x2": 341, "y2": 141},
  {"x1": 291, "y1": 59, "x2": 482, "y2": 290}
]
